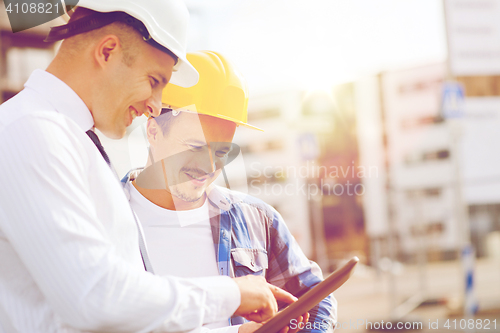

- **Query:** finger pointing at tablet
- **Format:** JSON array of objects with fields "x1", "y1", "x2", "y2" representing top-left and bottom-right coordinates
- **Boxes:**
[
  {"x1": 233, "y1": 276, "x2": 297, "y2": 322},
  {"x1": 267, "y1": 283, "x2": 298, "y2": 304}
]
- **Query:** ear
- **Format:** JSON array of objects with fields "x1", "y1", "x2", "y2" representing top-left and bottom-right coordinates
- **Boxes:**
[
  {"x1": 147, "y1": 118, "x2": 161, "y2": 145},
  {"x1": 94, "y1": 35, "x2": 121, "y2": 68}
]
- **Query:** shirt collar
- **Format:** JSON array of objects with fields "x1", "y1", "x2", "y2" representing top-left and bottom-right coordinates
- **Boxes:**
[
  {"x1": 206, "y1": 185, "x2": 239, "y2": 211},
  {"x1": 24, "y1": 69, "x2": 94, "y2": 132}
]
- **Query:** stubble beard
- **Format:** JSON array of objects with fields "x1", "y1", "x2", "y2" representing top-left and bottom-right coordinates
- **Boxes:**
[{"x1": 170, "y1": 183, "x2": 205, "y2": 203}]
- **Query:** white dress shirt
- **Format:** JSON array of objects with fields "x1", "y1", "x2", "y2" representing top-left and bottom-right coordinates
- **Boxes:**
[{"x1": 0, "y1": 70, "x2": 240, "y2": 333}]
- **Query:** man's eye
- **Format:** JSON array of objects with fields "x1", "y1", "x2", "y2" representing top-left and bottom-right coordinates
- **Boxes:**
[
  {"x1": 189, "y1": 145, "x2": 203, "y2": 151},
  {"x1": 150, "y1": 77, "x2": 159, "y2": 87},
  {"x1": 216, "y1": 151, "x2": 229, "y2": 158}
]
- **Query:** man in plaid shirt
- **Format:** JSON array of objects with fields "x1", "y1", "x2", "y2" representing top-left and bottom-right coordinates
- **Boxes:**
[{"x1": 123, "y1": 51, "x2": 337, "y2": 332}]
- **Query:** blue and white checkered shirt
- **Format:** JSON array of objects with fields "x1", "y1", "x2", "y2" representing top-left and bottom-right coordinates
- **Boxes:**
[{"x1": 204, "y1": 185, "x2": 337, "y2": 332}]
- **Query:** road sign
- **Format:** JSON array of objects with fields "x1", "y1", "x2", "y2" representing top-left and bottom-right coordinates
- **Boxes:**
[
  {"x1": 441, "y1": 81, "x2": 465, "y2": 119},
  {"x1": 297, "y1": 133, "x2": 319, "y2": 160}
]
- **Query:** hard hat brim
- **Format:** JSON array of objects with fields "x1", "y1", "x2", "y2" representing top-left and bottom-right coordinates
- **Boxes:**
[
  {"x1": 161, "y1": 107, "x2": 264, "y2": 132},
  {"x1": 169, "y1": 59, "x2": 199, "y2": 88},
  {"x1": 211, "y1": 113, "x2": 264, "y2": 132}
]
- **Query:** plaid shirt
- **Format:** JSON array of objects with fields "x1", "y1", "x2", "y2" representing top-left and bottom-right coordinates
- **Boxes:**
[
  {"x1": 204, "y1": 185, "x2": 336, "y2": 332},
  {"x1": 123, "y1": 171, "x2": 336, "y2": 332}
]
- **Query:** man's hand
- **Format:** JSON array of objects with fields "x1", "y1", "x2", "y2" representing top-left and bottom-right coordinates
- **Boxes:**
[
  {"x1": 287, "y1": 313, "x2": 310, "y2": 333},
  {"x1": 233, "y1": 275, "x2": 297, "y2": 322},
  {"x1": 238, "y1": 313, "x2": 310, "y2": 333}
]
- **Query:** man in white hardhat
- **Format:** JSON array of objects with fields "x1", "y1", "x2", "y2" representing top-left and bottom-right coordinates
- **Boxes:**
[
  {"x1": 0, "y1": 1, "x2": 295, "y2": 332},
  {"x1": 123, "y1": 51, "x2": 337, "y2": 333}
]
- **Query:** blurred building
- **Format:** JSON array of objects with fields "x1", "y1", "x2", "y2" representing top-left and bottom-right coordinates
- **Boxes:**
[
  {"x1": 373, "y1": 64, "x2": 459, "y2": 262},
  {"x1": 238, "y1": 61, "x2": 500, "y2": 268},
  {"x1": 317, "y1": 84, "x2": 368, "y2": 265},
  {"x1": 234, "y1": 88, "x2": 369, "y2": 267},
  {"x1": 0, "y1": 0, "x2": 62, "y2": 103},
  {"x1": 357, "y1": 62, "x2": 500, "y2": 263}
]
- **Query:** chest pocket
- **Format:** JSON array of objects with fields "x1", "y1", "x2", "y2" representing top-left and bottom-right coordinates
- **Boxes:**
[{"x1": 231, "y1": 248, "x2": 268, "y2": 277}]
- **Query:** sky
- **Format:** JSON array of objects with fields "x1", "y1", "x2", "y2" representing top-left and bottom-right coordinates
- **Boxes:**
[{"x1": 184, "y1": 0, "x2": 448, "y2": 95}]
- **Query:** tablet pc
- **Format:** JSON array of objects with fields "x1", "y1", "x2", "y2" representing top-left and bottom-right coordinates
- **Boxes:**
[{"x1": 254, "y1": 256, "x2": 359, "y2": 333}]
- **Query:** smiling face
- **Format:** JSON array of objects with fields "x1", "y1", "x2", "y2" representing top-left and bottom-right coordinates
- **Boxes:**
[
  {"x1": 93, "y1": 38, "x2": 176, "y2": 139},
  {"x1": 148, "y1": 112, "x2": 237, "y2": 207}
]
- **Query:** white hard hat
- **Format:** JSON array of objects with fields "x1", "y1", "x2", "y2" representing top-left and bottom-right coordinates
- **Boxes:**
[{"x1": 46, "y1": 0, "x2": 198, "y2": 88}]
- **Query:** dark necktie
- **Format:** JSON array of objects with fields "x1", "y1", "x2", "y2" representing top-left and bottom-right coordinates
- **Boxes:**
[
  {"x1": 86, "y1": 129, "x2": 154, "y2": 273},
  {"x1": 86, "y1": 130, "x2": 110, "y2": 165}
]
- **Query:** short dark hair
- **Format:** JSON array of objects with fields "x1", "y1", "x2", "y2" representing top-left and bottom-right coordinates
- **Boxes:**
[
  {"x1": 53, "y1": 8, "x2": 178, "y2": 65},
  {"x1": 153, "y1": 109, "x2": 180, "y2": 135}
]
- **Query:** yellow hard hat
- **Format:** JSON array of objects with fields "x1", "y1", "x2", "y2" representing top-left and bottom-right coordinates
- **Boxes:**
[{"x1": 161, "y1": 50, "x2": 263, "y2": 131}]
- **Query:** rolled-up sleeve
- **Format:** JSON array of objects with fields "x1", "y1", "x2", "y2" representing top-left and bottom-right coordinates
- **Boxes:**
[{"x1": 266, "y1": 208, "x2": 337, "y2": 333}]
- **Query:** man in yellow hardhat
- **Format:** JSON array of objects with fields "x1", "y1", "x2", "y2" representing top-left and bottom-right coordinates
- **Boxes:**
[{"x1": 123, "y1": 51, "x2": 337, "y2": 333}]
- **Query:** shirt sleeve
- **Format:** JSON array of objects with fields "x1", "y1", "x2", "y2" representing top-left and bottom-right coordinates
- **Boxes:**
[
  {"x1": 0, "y1": 115, "x2": 240, "y2": 332},
  {"x1": 265, "y1": 207, "x2": 337, "y2": 333}
]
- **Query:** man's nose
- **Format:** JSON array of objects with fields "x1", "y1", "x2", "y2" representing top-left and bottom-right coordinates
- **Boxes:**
[
  {"x1": 196, "y1": 147, "x2": 217, "y2": 174},
  {"x1": 208, "y1": 147, "x2": 217, "y2": 173},
  {"x1": 146, "y1": 89, "x2": 162, "y2": 117}
]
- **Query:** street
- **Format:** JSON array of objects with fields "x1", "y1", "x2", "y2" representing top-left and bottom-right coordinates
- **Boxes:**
[{"x1": 333, "y1": 258, "x2": 500, "y2": 332}]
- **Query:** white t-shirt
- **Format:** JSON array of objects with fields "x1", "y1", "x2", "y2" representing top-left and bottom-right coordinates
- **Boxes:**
[
  {"x1": 128, "y1": 183, "x2": 219, "y2": 278},
  {"x1": 127, "y1": 183, "x2": 235, "y2": 331}
]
